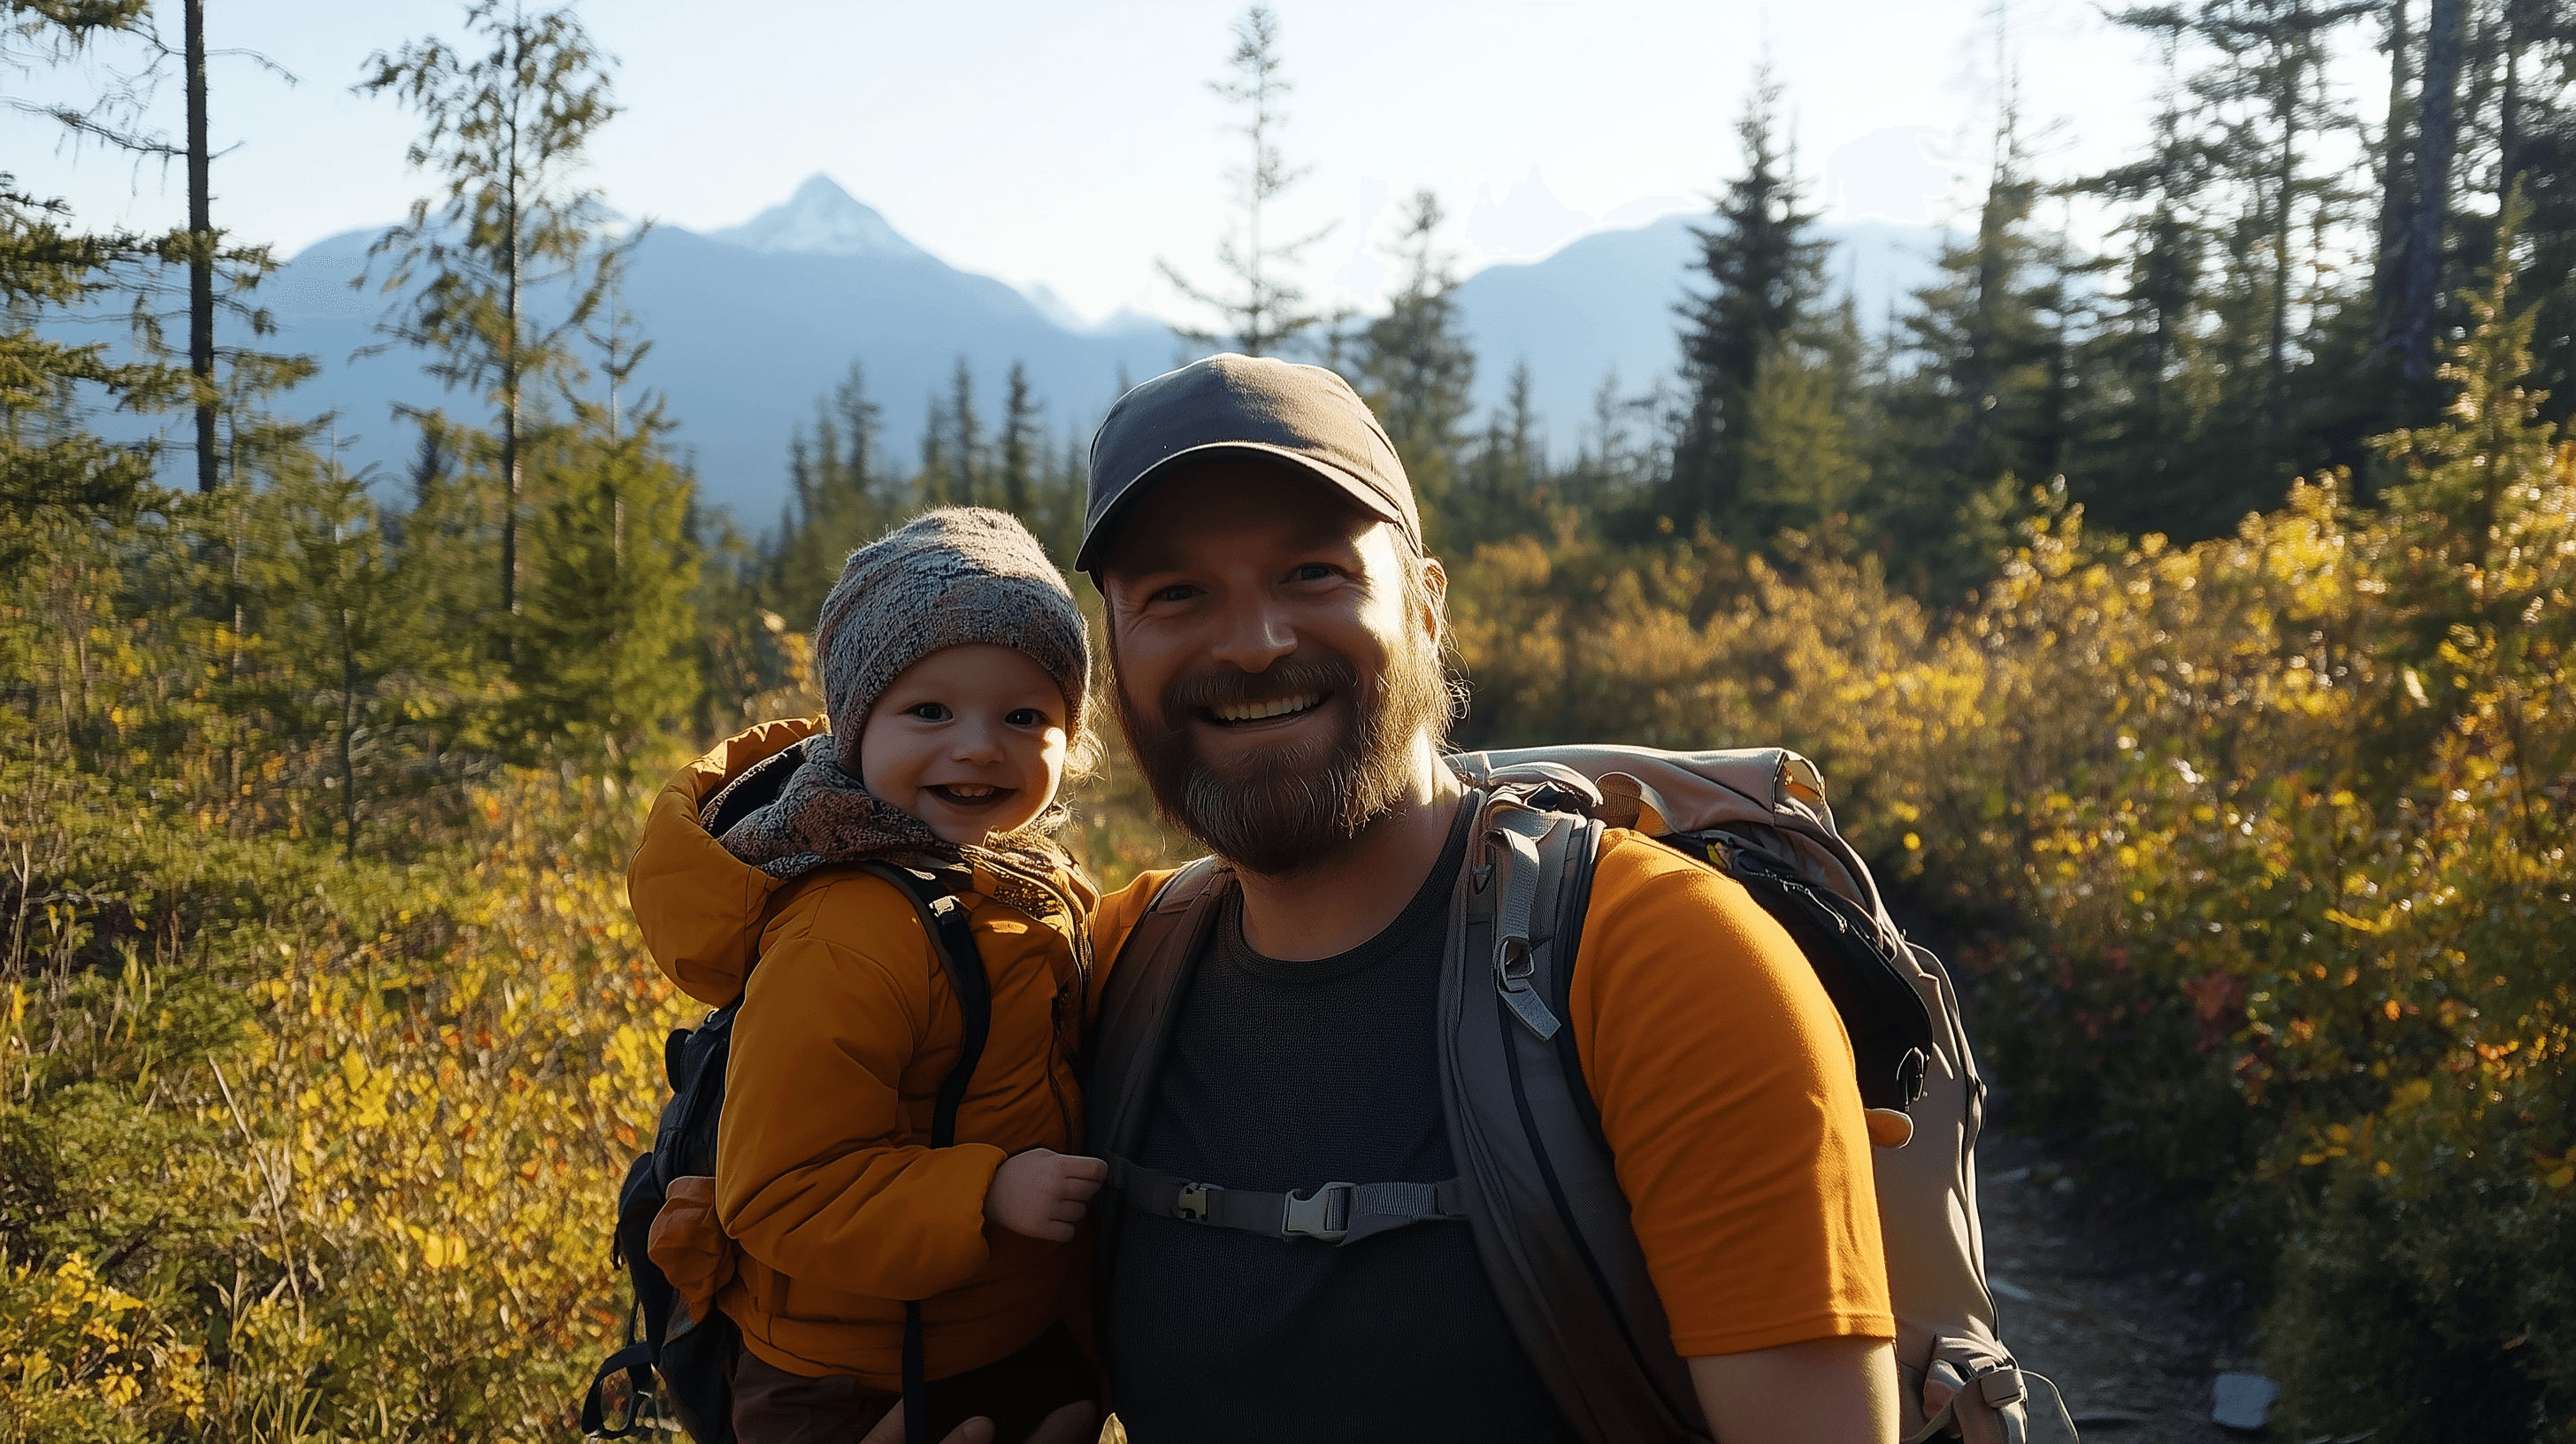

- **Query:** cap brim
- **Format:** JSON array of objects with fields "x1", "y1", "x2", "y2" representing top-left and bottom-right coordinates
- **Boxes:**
[{"x1": 1075, "y1": 441, "x2": 1409, "y2": 574}]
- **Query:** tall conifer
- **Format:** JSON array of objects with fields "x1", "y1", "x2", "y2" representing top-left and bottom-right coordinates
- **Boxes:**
[
  {"x1": 1355, "y1": 190, "x2": 1476, "y2": 546},
  {"x1": 361, "y1": 2, "x2": 630, "y2": 626},
  {"x1": 1157, "y1": 5, "x2": 1331, "y2": 356},
  {"x1": 1670, "y1": 67, "x2": 1831, "y2": 539}
]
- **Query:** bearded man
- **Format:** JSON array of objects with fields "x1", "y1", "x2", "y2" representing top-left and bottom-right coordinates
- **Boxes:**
[{"x1": 1047, "y1": 354, "x2": 1903, "y2": 1444}]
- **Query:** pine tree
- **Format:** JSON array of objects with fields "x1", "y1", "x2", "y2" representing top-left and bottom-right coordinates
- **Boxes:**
[
  {"x1": 1156, "y1": 5, "x2": 1331, "y2": 356},
  {"x1": 2380, "y1": 190, "x2": 2562, "y2": 600},
  {"x1": 1737, "y1": 296, "x2": 1874, "y2": 543},
  {"x1": 1871, "y1": 86, "x2": 2063, "y2": 600},
  {"x1": 948, "y1": 357, "x2": 984, "y2": 508},
  {"x1": 916, "y1": 393, "x2": 951, "y2": 507},
  {"x1": 1669, "y1": 66, "x2": 1832, "y2": 540},
  {"x1": 763, "y1": 365, "x2": 893, "y2": 627},
  {"x1": 0, "y1": 4, "x2": 215, "y2": 553},
  {"x1": 0, "y1": 187, "x2": 178, "y2": 558},
  {"x1": 361, "y1": 2, "x2": 631, "y2": 626},
  {"x1": 510, "y1": 311, "x2": 702, "y2": 765},
  {"x1": 18, "y1": 0, "x2": 303, "y2": 495},
  {"x1": 1457, "y1": 360, "x2": 1544, "y2": 545},
  {"x1": 387, "y1": 411, "x2": 506, "y2": 741},
  {"x1": 2403, "y1": 0, "x2": 2471, "y2": 388},
  {"x1": 2069, "y1": 22, "x2": 2218, "y2": 534},
  {"x1": 2189, "y1": 3, "x2": 2377, "y2": 433},
  {"x1": 1354, "y1": 189, "x2": 1476, "y2": 547},
  {"x1": 2452, "y1": 0, "x2": 2576, "y2": 429},
  {"x1": 833, "y1": 359, "x2": 884, "y2": 490},
  {"x1": 1000, "y1": 362, "x2": 1038, "y2": 518}
]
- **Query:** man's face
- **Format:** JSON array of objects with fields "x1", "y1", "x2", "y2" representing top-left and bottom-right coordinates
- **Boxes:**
[{"x1": 1097, "y1": 463, "x2": 1449, "y2": 878}]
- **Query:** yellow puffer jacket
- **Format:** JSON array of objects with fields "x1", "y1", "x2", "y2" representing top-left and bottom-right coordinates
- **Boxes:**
[{"x1": 627, "y1": 718, "x2": 1099, "y2": 1386}]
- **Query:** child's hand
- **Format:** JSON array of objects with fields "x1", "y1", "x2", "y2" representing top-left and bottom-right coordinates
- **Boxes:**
[{"x1": 984, "y1": 1148, "x2": 1108, "y2": 1242}]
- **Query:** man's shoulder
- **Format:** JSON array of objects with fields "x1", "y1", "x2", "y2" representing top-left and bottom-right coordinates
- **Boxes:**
[
  {"x1": 1572, "y1": 826, "x2": 1817, "y2": 1002},
  {"x1": 1090, "y1": 864, "x2": 1192, "y2": 974},
  {"x1": 1584, "y1": 826, "x2": 1765, "y2": 928}
]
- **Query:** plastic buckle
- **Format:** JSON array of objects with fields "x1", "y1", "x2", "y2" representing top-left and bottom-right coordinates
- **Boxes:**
[
  {"x1": 1174, "y1": 1181, "x2": 1210, "y2": 1223},
  {"x1": 1282, "y1": 1182, "x2": 1353, "y2": 1243}
]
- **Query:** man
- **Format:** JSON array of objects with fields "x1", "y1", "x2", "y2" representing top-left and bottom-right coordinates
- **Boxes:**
[{"x1": 1070, "y1": 354, "x2": 1898, "y2": 1444}]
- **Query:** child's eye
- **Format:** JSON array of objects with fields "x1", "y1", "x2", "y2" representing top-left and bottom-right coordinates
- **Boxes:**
[
  {"x1": 1291, "y1": 563, "x2": 1337, "y2": 582},
  {"x1": 908, "y1": 703, "x2": 951, "y2": 722},
  {"x1": 1004, "y1": 708, "x2": 1044, "y2": 728}
]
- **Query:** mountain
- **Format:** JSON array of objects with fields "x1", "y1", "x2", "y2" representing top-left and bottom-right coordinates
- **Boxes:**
[
  {"x1": 229, "y1": 175, "x2": 1943, "y2": 526},
  {"x1": 1449, "y1": 216, "x2": 1944, "y2": 453},
  {"x1": 252, "y1": 176, "x2": 1185, "y2": 521},
  {"x1": 708, "y1": 174, "x2": 927, "y2": 260}
]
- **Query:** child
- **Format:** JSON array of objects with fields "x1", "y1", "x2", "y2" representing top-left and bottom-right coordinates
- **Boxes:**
[{"x1": 629, "y1": 508, "x2": 1107, "y2": 1444}]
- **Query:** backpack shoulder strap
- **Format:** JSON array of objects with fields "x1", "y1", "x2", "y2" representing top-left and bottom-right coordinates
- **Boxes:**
[
  {"x1": 856, "y1": 862, "x2": 989, "y2": 1444},
  {"x1": 1086, "y1": 856, "x2": 1230, "y2": 1165},
  {"x1": 857, "y1": 863, "x2": 990, "y2": 1147},
  {"x1": 1082, "y1": 856, "x2": 1230, "y2": 1384},
  {"x1": 1443, "y1": 792, "x2": 1711, "y2": 1444}
]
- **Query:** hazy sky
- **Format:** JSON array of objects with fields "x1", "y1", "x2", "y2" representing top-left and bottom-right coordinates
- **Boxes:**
[{"x1": 10, "y1": 2, "x2": 2368, "y2": 326}]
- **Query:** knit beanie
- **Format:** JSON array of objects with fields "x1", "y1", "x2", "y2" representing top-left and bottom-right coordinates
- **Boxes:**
[{"x1": 815, "y1": 507, "x2": 1090, "y2": 774}]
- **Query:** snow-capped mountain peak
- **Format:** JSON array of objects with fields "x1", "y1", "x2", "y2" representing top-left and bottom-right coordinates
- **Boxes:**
[{"x1": 709, "y1": 173, "x2": 926, "y2": 260}]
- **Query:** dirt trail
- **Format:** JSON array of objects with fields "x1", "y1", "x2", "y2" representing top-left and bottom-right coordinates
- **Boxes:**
[{"x1": 1975, "y1": 1131, "x2": 2253, "y2": 1443}]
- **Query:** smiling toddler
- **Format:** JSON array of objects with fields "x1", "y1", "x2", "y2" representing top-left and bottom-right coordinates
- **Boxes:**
[{"x1": 628, "y1": 508, "x2": 1107, "y2": 1444}]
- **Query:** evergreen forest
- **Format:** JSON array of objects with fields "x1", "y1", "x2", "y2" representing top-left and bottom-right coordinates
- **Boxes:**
[{"x1": 5, "y1": 2, "x2": 2573, "y2": 1440}]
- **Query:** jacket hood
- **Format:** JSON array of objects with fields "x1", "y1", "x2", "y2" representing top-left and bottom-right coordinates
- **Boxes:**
[
  {"x1": 629, "y1": 717, "x2": 1101, "y2": 1008},
  {"x1": 630, "y1": 718, "x2": 822, "y2": 1006}
]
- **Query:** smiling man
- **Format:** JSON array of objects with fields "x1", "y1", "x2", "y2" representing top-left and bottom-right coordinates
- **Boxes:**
[{"x1": 1075, "y1": 355, "x2": 1898, "y2": 1444}]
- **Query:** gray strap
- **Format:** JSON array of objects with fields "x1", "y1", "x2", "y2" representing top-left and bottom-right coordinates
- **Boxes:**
[
  {"x1": 1110, "y1": 1156, "x2": 1468, "y2": 1246},
  {"x1": 1485, "y1": 805, "x2": 1563, "y2": 1039}
]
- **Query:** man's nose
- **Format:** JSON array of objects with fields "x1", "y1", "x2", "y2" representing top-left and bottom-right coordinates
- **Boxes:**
[{"x1": 1208, "y1": 597, "x2": 1295, "y2": 673}]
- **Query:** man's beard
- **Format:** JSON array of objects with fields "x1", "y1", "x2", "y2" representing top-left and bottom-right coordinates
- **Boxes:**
[{"x1": 1116, "y1": 634, "x2": 1450, "y2": 879}]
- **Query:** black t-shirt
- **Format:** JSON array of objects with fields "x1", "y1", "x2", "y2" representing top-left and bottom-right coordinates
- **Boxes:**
[{"x1": 1104, "y1": 806, "x2": 1575, "y2": 1443}]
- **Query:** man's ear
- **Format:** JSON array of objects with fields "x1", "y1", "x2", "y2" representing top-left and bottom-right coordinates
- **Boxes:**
[{"x1": 1418, "y1": 556, "x2": 1449, "y2": 649}]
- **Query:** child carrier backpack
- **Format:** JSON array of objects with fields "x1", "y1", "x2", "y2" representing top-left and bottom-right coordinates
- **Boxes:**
[
  {"x1": 1088, "y1": 744, "x2": 2072, "y2": 1444},
  {"x1": 585, "y1": 737, "x2": 993, "y2": 1444}
]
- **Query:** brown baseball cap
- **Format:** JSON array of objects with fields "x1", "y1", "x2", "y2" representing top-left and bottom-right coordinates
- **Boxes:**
[{"x1": 1076, "y1": 352, "x2": 1422, "y2": 573}]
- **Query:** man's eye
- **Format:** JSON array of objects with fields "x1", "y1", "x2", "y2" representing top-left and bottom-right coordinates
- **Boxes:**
[
  {"x1": 908, "y1": 703, "x2": 950, "y2": 722},
  {"x1": 1004, "y1": 708, "x2": 1044, "y2": 727},
  {"x1": 1150, "y1": 583, "x2": 1197, "y2": 604}
]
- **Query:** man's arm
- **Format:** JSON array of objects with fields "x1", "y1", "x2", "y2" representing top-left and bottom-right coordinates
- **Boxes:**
[
  {"x1": 1569, "y1": 839, "x2": 1901, "y2": 1435},
  {"x1": 1690, "y1": 1338, "x2": 1898, "y2": 1444}
]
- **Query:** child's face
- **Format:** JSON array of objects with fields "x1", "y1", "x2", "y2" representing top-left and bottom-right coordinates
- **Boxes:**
[{"x1": 857, "y1": 643, "x2": 1070, "y2": 847}]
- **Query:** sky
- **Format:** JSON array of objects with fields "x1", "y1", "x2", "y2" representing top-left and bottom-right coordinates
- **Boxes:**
[{"x1": 8, "y1": 1, "x2": 2373, "y2": 328}]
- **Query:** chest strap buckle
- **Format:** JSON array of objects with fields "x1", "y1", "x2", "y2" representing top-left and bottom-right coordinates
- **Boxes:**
[
  {"x1": 1173, "y1": 1180, "x2": 1210, "y2": 1222},
  {"x1": 1282, "y1": 1182, "x2": 1355, "y2": 1243}
]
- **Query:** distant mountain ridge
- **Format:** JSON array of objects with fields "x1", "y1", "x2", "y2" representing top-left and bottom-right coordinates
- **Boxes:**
[{"x1": 243, "y1": 174, "x2": 1941, "y2": 525}]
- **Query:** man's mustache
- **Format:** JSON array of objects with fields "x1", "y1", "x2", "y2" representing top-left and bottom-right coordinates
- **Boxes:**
[{"x1": 1157, "y1": 653, "x2": 1360, "y2": 719}]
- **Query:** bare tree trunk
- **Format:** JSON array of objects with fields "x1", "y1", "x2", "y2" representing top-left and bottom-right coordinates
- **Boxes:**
[
  {"x1": 184, "y1": 0, "x2": 217, "y2": 494},
  {"x1": 2404, "y1": 0, "x2": 2467, "y2": 386},
  {"x1": 2269, "y1": 65, "x2": 2299, "y2": 441},
  {"x1": 2375, "y1": 0, "x2": 2414, "y2": 341},
  {"x1": 340, "y1": 605, "x2": 357, "y2": 864},
  {"x1": 2497, "y1": 0, "x2": 2526, "y2": 213},
  {"x1": 502, "y1": 177, "x2": 522, "y2": 626}
]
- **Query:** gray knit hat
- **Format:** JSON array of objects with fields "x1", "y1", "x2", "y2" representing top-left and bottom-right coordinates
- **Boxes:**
[{"x1": 815, "y1": 507, "x2": 1090, "y2": 773}]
